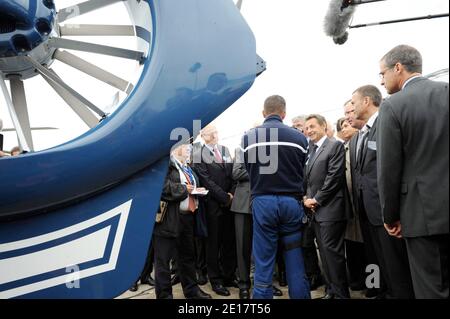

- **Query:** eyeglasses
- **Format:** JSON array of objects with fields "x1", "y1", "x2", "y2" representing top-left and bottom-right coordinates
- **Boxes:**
[{"x1": 379, "y1": 66, "x2": 394, "y2": 79}]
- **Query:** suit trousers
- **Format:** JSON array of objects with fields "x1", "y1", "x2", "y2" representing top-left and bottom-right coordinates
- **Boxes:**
[
  {"x1": 140, "y1": 240, "x2": 154, "y2": 281},
  {"x1": 313, "y1": 220, "x2": 350, "y2": 298},
  {"x1": 344, "y1": 239, "x2": 367, "y2": 289},
  {"x1": 405, "y1": 234, "x2": 449, "y2": 299},
  {"x1": 234, "y1": 212, "x2": 253, "y2": 289},
  {"x1": 358, "y1": 194, "x2": 414, "y2": 299},
  {"x1": 366, "y1": 224, "x2": 414, "y2": 299},
  {"x1": 205, "y1": 206, "x2": 237, "y2": 286},
  {"x1": 302, "y1": 223, "x2": 322, "y2": 279},
  {"x1": 153, "y1": 214, "x2": 198, "y2": 299},
  {"x1": 194, "y1": 236, "x2": 207, "y2": 276}
]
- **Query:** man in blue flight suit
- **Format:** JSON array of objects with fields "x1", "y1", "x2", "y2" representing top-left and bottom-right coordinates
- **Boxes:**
[{"x1": 242, "y1": 95, "x2": 310, "y2": 299}]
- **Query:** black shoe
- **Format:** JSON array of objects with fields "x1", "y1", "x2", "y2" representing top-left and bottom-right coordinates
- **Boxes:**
[
  {"x1": 212, "y1": 284, "x2": 231, "y2": 296},
  {"x1": 309, "y1": 274, "x2": 324, "y2": 291},
  {"x1": 186, "y1": 288, "x2": 212, "y2": 299},
  {"x1": 365, "y1": 288, "x2": 379, "y2": 299},
  {"x1": 239, "y1": 289, "x2": 250, "y2": 299},
  {"x1": 273, "y1": 285, "x2": 283, "y2": 296},
  {"x1": 349, "y1": 282, "x2": 365, "y2": 291},
  {"x1": 321, "y1": 293, "x2": 335, "y2": 299},
  {"x1": 278, "y1": 271, "x2": 287, "y2": 287},
  {"x1": 141, "y1": 275, "x2": 155, "y2": 286},
  {"x1": 223, "y1": 278, "x2": 239, "y2": 288},
  {"x1": 197, "y1": 273, "x2": 208, "y2": 285},
  {"x1": 129, "y1": 282, "x2": 139, "y2": 292},
  {"x1": 171, "y1": 274, "x2": 180, "y2": 286}
]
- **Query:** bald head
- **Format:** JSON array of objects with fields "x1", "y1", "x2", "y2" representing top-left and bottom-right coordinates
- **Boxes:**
[{"x1": 201, "y1": 124, "x2": 219, "y2": 145}]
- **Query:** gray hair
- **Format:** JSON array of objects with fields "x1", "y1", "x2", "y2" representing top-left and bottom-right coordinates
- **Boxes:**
[
  {"x1": 264, "y1": 95, "x2": 286, "y2": 115},
  {"x1": 343, "y1": 99, "x2": 352, "y2": 107},
  {"x1": 381, "y1": 44, "x2": 422, "y2": 74},
  {"x1": 292, "y1": 115, "x2": 307, "y2": 122},
  {"x1": 353, "y1": 85, "x2": 383, "y2": 107}
]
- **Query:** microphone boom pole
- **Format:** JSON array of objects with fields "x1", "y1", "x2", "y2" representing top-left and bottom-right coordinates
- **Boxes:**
[{"x1": 349, "y1": 13, "x2": 449, "y2": 28}]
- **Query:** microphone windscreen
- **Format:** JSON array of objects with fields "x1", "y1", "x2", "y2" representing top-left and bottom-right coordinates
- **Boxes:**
[
  {"x1": 333, "y1": 32, "x2": 349, "y2": 45},
  {"x1": 324, "y1": 0, "x2": 356, "y2": 39}
]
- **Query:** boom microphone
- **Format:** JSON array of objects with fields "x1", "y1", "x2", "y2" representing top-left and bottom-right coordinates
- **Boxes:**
[{"x1": 324, "y1": 0, "x2": 356, "y2": 45}]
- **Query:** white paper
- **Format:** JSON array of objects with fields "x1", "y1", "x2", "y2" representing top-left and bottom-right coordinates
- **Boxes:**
[{"x1": 192, "y1": 188, "x2": 209, "y2": 196}]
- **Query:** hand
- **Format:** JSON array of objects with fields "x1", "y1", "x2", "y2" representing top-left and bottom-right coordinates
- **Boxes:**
[
  {"x1": 304, "y1": 198, "x2": 318, "y2": 212},
  {"x1": 384, "y1": 221, "x2": 402, "y2": 238},
  {"x1": 186, "y1": 184, "x2": 195, "y2": 194},
  {"x1": 225, "y1": 192, "x2": 233, "y2": 205}
]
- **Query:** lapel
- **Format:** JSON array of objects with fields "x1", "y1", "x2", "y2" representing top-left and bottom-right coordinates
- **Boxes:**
[
  {"x1": 205, "y1": 144, "x2": 225, "y2": 168},
  {"x1": 361, "y1": 118, "x2": 378, "y2": 168},
  {"x1": 307, "y1": 138, "x2": 329, "y2": 176},
  {"x1": 349, "y1": 134, "x2": 358, "y2": 169}
]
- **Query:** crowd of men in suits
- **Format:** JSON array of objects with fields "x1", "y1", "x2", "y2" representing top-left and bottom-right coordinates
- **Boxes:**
[{"x1": 136, "y1": 44, "x2": 448, "y2": 299}]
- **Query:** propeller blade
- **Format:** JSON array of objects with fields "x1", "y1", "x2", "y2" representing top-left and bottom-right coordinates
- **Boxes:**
[
  {"x1": 1, "y1": 127, "x2": 58, "y2": 132},
  {"x1": 58, "y1": 0, "x2": 125, "y2": 23},
  {"x1": 40, "y1": 71, "x2": 99, "y2": 129},
  {"x1": 9, "y1": 77, "x2": 34, "y2": 151},
  {"x1": 59, "y1": 24, "x2": 135, "y2": 36},
  {"x1": 54, "y1": 50, "x2": 134, "y2": 93},
  {"x1": 48, "y1": 37, "x2": 144, "y2": 61},
  {"x1": 0, "y1": 75, "x2": 32, "y2": 152},
  {"x1": 25, "y1": 55, "x2": 106, "y2": 119}
]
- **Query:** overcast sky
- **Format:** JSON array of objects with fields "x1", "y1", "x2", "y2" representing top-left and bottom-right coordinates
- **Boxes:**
[
  {"x1": 1, "y1": 0, "x2": 449, "y2": 152},
  {"x1": 215, "y1": 0, "x2": 449, "y2": 149}
]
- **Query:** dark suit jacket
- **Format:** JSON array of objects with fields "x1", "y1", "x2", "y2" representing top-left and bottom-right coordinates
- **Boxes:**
[
  {"x1": 230, "y1": 161, "x2": 251, "y2": 214},
  {"x1": 349, "y1": 134, "x2": 360, "y2": 213},
  {"x1": 155, "y1": 161, "x2": 195, "y2": 238},
  {"x1": 192, "y1": 144, "x2": 235, "y2": 214},
  {"x1": 353, "y1": 118, "x2": 383, "y2": 226},
  {"x1": 377, "y1": 77, "x2": 449, "y2": 237},
  {"x1": 304, "y1": 137, "x2": 349, "y2": 222}
]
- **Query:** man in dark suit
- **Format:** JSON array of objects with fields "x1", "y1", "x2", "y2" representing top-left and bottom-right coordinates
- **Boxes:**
[
  {"x1": 345, "y1": 100, "x2": 387, "y2": 298},
  {"x1": 192, "y1": 124, "x2": 237, "y2": 296},
  {"x1": 303, "y1": 114, "x2": 350, "y2": 299},
  {"x1": 231, "y1": 147, "x2": 253, "y2": 299},
  {"x1": 377, "y1": 45, "x2": 449, "y2": 299},
  {"x1": 351, "y1": 85, "x2": 414, "y2": 299}
]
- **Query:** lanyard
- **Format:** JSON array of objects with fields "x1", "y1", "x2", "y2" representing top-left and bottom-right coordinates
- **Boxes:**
[{"x1": 181, "y1": 165, "x2": 196, "y2": 187}]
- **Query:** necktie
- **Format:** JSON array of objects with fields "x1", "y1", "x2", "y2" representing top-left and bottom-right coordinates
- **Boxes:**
[
  {"x1": 308, "y1": 144, "x2": 318, "y2": 166},
  {"x1": 188, "y1": 195, "x2": 196, "y2": 212},
  {"x1": 357, "y1": 125, "x2": 370, "y2": 166},
  {"x1": 213, "y1": 145, "x2": 223, "y2": 163},
  {"x1": 182, "y1": 166, "x2": 197, "y2": 212}
]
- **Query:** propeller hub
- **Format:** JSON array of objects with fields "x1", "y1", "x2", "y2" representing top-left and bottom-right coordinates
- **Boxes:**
[{"x1": 0, "y1": 0, "x2": 57, "y2": 78}]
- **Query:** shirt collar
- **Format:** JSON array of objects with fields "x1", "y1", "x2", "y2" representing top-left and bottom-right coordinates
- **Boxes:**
[
  {"x1": 206, "y1": 144, "x2": 217, "y2": 152},
  {"x1": 314, "y1": 135, "x2": 327, "y2": 149},
  {"x1": 365, "y1": 111, "x2": 379, "y2": 130},
  {"x1": 264, "y1": 114, "x2": 283, "y2": 123},
  {"x1": 402, "y1": 75, "x2": 421, "y2": 90}
]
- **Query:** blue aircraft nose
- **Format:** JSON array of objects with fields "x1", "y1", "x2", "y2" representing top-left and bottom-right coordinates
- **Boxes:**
[{"x1": 0, "y1": 0, "x2": 56, "y2": 57}]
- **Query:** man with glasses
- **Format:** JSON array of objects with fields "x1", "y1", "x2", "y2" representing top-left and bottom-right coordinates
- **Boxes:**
[{"x1": 377, "y1": 44, "x2": 449, "y2": 299}]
